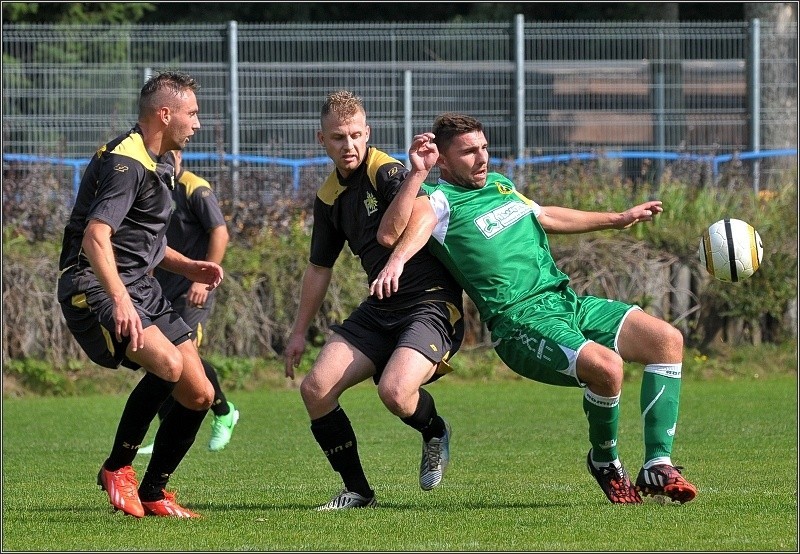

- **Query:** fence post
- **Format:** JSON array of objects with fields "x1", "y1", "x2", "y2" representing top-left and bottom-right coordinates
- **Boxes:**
[
  {"x1": 228, "y1": 20, "x2": 240, "y2": 206},
  {"x1": 748, "y1": 18, "x2": 761, "y2": 193},
  {"x1": 404, "y1": 70, "x2": 412, "y2": 169},
  {"x1": 515, "y1": 13, "x2": 526, "y2": 181},
  {"x1": 655, "y1": 32, "x2": 666, "y2": 185}
]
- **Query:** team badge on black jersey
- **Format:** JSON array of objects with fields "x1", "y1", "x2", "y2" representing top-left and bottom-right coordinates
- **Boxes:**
[{"x1": 364, "y1": 191, "x2": 379, "y2": 216}]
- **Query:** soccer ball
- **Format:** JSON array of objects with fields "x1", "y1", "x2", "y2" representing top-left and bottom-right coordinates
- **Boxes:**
[{"x1": 698, "y1": 218, "x2": 763, "y2": 282}]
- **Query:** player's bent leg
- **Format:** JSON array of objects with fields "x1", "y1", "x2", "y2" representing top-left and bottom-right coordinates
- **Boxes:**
[
  {"x1": 125, "y1": 326, "x2": 188, "y2": 383},
  {"x1": 617, "y1": 311, "x2": 694, "y2": 503},
  {"x1": 130, "y1": 341, "x2": 211, "y2": 515},
  {"x1": 300, "y1": 336, "x2": 375, "y2": 419},
  {"x1": 302, "y1": 336, "x2": 377, "y2": 506},
  {"x1": 381, "y1": 349, "x2": 452, "y2": 491},
  {"x1": 170, "y1": 341, "x2": 214, "y2": 411},
  {"x1": 616, "y1": 309, "x2": 683, "y2": 366}
]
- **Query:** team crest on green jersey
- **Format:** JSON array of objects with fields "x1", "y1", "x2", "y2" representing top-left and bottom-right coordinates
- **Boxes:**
[
  {"x1": 474, "y1": 200, "x2": 532, "y2": 238},
  {"x1": 364, "y1": 191, "x2": 379, "y2": 216},
  {"x1": 495, "y1": 180, "x2": 515, "y2": 194}
]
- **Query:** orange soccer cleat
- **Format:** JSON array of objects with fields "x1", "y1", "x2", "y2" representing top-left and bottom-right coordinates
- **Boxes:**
[
  {"x1": 97, "y1": 465, "x2": 145, "y2": 518},
  {"x1": 141, "y1": 489, "x2": 202, "y2": 518}
]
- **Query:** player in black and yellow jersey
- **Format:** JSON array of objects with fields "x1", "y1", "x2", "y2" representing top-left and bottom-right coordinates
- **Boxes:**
[
  {"x1": 57, "y1": 71, "x2": 219, "y2": 519},
  {"x1": 284, "y1": 91, "x2": 464, "y2": 510},
  {"x1": 136, "y1": 150, "x2": 239, "y2": 455}
]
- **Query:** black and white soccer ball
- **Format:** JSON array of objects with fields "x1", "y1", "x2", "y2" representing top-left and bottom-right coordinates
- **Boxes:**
[{"x1": 698, "y1": 218, "x2": 763, "y2": 282}]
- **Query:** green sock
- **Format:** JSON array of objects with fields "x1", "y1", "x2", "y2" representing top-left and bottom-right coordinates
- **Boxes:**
[
  {"x1": 583, "y1": 388, "x2": 620, "y2": 464},
  {"x1": 640, "y1": 363, "x2": 682, "y2": 462}
]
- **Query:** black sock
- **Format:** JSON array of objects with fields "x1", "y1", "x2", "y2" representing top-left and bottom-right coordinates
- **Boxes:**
[
  {"x1": 203, "y1": 359, "x2": 229, "y2": 417},
  {"x1": 400, "y1": 388, "x2": 445, "y2": 442},
  {"x1": 138, "y1": 468, "x2": 170, "y2": 502},
  {"x1": 155, "y1": 359, "x2": 227, "y2": 422},
  {"x1": 156, "y1": 395, "x2": 175, "y2": 422},
  {"x1": 105, "y1": 372, "x2": 176, "y2": 471},
  {"x1": 138, "y1": 401, "x2": 208, "y2": 501},
  {"x1": 310, "y1": 406, "x2": 373, "y2": 498}
]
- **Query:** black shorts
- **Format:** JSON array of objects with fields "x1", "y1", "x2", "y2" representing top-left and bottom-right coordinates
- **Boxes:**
[
  {"x1": 169, "y1": 290, "x2": 215, "y2": 346},
  {"x1": 331, "y1": 300, "x2": 464, "y2": 384},
  {"x1": 58, "y1": 272, "x2": 191, "y2": 370}
]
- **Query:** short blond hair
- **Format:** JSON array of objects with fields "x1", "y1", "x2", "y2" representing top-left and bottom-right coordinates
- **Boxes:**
[{"x1": 320, "y1": 90, "x2": 365, "y2": 122}]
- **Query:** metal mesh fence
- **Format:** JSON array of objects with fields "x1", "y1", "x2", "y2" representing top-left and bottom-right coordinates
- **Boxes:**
[{"x1": 2, "y1": 19, "x2": 797, "y2": 203}]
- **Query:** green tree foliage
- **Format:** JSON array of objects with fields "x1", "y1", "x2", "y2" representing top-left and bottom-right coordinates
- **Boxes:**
[
  {"x1": 2, "y1": 2, "x2": 155, "y2": 24},
  {"x1": 3, "y1": 2, "x2": 744, "y2": 25}
]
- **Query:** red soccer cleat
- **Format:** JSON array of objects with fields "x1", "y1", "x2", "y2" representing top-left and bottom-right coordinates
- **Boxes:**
[
  {"x1": 97, "y1": 465, "x2": 145, "y2": 518},
  {"x1": 586, "y1": 450, "x2": 643, "y2": 504},
  {"x1": 636, "y1": 464, "x2": 698, "y2": 504},
  {"x1": 141, "y1": 489, "x2": 202, "y2": 518}
]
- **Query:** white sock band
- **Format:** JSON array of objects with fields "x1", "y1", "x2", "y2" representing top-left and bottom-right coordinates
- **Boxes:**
[
  {"x1": 644, "y1": 363, "x2": 682, "y2": 379},
  {"x1": 584, "y1": 388, "x2": 620, "y2": 409}
]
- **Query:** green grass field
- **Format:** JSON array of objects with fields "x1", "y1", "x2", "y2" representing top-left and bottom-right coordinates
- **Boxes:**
[{"x1": 2, "y1": 375, "x2": 797, "y2": 551}]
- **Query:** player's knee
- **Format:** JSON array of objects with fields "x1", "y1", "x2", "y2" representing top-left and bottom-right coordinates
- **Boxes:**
[
  {"x1": 579, "y1": 348, "x2": 624, "y2": 394},
  {"x1": 199, "y1": 375, "x2": 215, "y2": 408},
  {"x1": 376, "y1": 383, "x2": 405, "y2": 416},
  {"x1": 175, "y1": 355, "x2": 214, "y2": 410},
  {"x1": 599, "y1": 357, "x2": 623, "y2": 392},
  {"x1": 300, "y1": 374, "x2": 325, "y2": 406},
  {"x1": 663, "y1": 323, "x2": 684, "y2": 360},
  {"x1": 183, "y1": 382, "x2": 214, "y2": 410},
  {"x1": 159, "y1": 350, "x2": 185, "y2": 382},
  {"x1": 642, "y1": 320, "x2": 685, "y2": 363}
]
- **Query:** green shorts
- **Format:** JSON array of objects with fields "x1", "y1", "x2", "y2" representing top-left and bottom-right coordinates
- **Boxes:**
[{"x1": 492, "y1": 288, "x2": 639, "y2": 387}]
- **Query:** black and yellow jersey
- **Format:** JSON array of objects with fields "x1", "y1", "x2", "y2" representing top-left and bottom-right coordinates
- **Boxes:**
[
  {"x1": 58, "y1": 125, "x2": 175, "y2": 294},
  {"x1": 310, "y1": 146, "x2": 462, "y2": 308},
  {"x1": 154, "y1": 167, "x2": 226, "y2": 302}
]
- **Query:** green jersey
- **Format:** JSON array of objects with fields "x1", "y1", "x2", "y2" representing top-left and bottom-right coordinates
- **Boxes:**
[{"x1": 422, "y1": 172, "x2": 570, "y2": 333}]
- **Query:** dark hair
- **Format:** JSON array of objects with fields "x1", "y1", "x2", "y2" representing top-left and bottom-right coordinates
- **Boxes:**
[
  {"x1": 432, "y1": 113, "x2": 484, "y2": 150},
  {"x1": 138, "y1": 71, "x2": 199, "y2": 117}
]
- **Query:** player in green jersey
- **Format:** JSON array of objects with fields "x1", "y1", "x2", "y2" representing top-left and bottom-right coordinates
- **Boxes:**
[{"x1": 371, "y1": 112, "x2": 697, "y2": 505}]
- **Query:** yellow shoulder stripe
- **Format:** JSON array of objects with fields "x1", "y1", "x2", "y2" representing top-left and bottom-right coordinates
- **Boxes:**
[
  {"x1": 316, "y1": 149, "x2": 403, "y2": 205},
  {"x1": 109, "y1": 133, "x2": 157, "y2": 171},
  {"x1": 179, "y1": 170, "x2": 211, "y2": 197},
  {"x1": 317, "y1": 171, "x2": 345, "y2": 206},
  {"x1": 366, "y1": 149, "x2": 402, "y2": 190}
]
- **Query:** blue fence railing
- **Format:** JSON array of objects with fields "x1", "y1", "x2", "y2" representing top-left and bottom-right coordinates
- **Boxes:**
[{"x1": 3, "y1": 149, "x2": 796, "y2": 200}]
